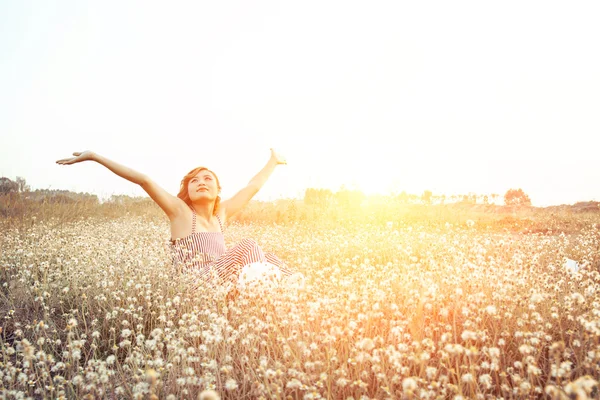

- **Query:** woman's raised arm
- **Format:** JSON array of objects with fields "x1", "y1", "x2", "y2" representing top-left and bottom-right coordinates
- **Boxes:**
[
  {"x1": 220, "y1": 148, "x2": 287, "y2": 220},
  {"x1": 56, "y1": 151, "x2": 183, "y2": 218}
]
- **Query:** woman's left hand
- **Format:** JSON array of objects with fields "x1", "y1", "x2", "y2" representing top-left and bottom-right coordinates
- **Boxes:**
[{"x1": 270, "y1": 148, "x2": 287, "y2": 165}]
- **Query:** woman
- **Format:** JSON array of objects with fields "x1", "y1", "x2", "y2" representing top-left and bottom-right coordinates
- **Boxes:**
[{"x1": 56, "y1": 149, "x2": 298, "y2": 289}]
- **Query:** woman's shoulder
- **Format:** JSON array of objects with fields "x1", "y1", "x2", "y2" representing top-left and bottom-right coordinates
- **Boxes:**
[{"x1": 216, "y1": 208, "x2": 227, "y2": 231}]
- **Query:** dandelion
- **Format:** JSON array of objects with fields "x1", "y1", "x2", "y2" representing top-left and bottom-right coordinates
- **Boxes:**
[
  {"x1": 357, "y1": 337, "x2": 375, "y2": 352},
  {"x1": 479, "y1": 374, "x2": 492, "y2": 389},
  {"x1": 517, "y1": 381, "x2": 532, "y2": 393},
  {"x1": 519, "y1": 344, "x2": 533, "y2": 355},
  {"x1": 527, "y1": 364, "x2": 541, "y2": 376},
  {"x1": 571, "y1": 292, "x2": 585, "y2": 305},
  {"x1": 71, "y1": 375, "x2": 83, "y2": 386},
  {"x1": 514, "y1": 361, "x2": 523, "y2": 369},
  {"x1": 402, "y1": 377, "x2": 418, "y2": 392},
  {"x1": 426, "y1": 367, "x2": 437, "y2": 380},
  {"x1": 564, "y1": 375, "x2": 599, "y2": 398},
  {"x1": 488, "y1": 347, "x2": 500, "y2": 358},
  {"x1": 17, "y1": 372, "x2": 28, "y2": 385},
  {"x1": 71, "y1": 349, "x2": 81, "y2": 360},
  {"x1": 224, "y1": 379, "x2": 238, "y2": 391},
  {"x1": 286, "y1": 378, "x2": 303, "y2": 390},
  {"x1": 530, "y1": 293, "x2": 543, "y2": 303},
  {"x1": 265, "y1": 369, "x2": 277, "y2": 379}
]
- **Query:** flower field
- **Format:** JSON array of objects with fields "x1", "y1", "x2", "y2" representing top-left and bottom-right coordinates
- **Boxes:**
[{"x1": 1, "y1": 206, "x2": 600, "y2": 399}]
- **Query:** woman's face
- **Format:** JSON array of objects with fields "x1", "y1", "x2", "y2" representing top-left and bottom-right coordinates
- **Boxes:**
[{"x1": 188, "y1": 170, "x2": 219, "y2": 203}]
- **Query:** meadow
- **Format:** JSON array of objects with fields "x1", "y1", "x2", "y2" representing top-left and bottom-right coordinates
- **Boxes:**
[{"x1": 1, "y1": 198, "x2": 599, "y2": 399}]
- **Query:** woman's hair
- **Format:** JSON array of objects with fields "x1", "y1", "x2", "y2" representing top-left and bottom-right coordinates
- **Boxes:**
[{"x1": 177, "y1": 167, "x2": 221, "y2": 215}]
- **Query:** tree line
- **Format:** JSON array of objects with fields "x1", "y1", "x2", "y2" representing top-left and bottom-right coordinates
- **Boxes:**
[
  {"x1": 1, "y1": 176, "x2": 532, "y2": 207},
  {"x1": 304, "y1": 187, "x2": 531, "y2": 207}
]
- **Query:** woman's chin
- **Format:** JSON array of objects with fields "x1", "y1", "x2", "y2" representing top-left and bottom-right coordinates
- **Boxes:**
[{"x1": 192, "y1": 194, "x2": 215, "y2": 203}]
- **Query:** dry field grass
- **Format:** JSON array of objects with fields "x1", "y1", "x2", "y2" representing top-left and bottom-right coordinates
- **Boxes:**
[{"x1": 1, "y1": 199, "x2": 600, "y2": 399}]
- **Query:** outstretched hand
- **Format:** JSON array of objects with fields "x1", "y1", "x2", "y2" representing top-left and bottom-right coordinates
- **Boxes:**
[
  {"x1": 270, "y1": 148, "x2": 287, "y2": 165},
  {"x1": 56, "y1": 151, "x2": 95, "y2": 165}
]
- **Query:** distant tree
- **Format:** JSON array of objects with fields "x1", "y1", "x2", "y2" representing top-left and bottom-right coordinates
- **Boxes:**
[
  {"x1": 15, "y1": 176, "x2": 30, "y2": 193},
  {"x1": 304, "y1": 188, "x2": 333, "y2": 207},
  {"x1": 397, "y1": 191, "x2": 409, "y2": 204},
  {"x1": 335, "y1": 186, "x2": 365, "y2": 208},
  {"x1": 421, "y1": 190, "x2": 432, "y2": 204},
  {"x1": 27, "y1": 188, "x2": 99, "y2": 204},
  {"x1": 0, "y1": 177, "x2": 19, "y2": 194},
  {"x1": 504, "y1": 188, "x2": 531, "y2": 206}
]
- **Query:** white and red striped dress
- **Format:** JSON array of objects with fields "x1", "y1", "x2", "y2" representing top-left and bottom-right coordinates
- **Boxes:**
[{"x1": 169, "y1": 209, "x2": 293, "y2": 285}]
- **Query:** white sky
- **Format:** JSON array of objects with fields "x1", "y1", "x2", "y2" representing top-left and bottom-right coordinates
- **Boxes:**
[{"x1": 1, "y1": 1, "x2": 599, "y2": 206}]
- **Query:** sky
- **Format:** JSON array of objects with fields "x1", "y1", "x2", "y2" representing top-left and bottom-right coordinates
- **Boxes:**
[{"x1": 1, "y1": 1, "x2": 599, "y2": 206}]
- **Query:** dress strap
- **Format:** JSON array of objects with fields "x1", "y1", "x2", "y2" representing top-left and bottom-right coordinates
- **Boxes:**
[
  {"x1": 216, "y1": 214, "x2": 224, "y2": 233},
  {"x1": 191, "y1": 209, "x2": 196, "y2": 234}
]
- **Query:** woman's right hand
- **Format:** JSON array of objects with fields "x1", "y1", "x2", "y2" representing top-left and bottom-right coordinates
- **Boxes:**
[{"x1": 56, "y1": 151, "x2": 96, "y2": 165}]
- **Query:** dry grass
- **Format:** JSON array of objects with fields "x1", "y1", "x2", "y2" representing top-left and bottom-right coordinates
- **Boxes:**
[{"x1": 1, "y1": 198, "x2": 599, "y2": 399}]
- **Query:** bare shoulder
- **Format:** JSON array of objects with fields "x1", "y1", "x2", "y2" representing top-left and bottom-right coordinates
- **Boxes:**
[{"x1": 217, "y1": 204, "x2": 228, "y2": 226}]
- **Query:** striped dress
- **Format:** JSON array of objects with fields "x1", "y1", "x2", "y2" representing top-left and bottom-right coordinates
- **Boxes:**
[{"x1": 169, "y1": 209, "x2": 293, "y2": 285}]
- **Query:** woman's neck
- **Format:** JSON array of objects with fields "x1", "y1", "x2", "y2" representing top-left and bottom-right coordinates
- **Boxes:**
[{"x1": 191, "y1": 203, "x2": 214, "y2": 221}]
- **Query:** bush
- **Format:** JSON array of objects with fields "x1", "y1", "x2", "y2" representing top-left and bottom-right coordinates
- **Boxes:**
[{"x1": 504, "y1": 188, "x2": 532, "y2": 206}]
